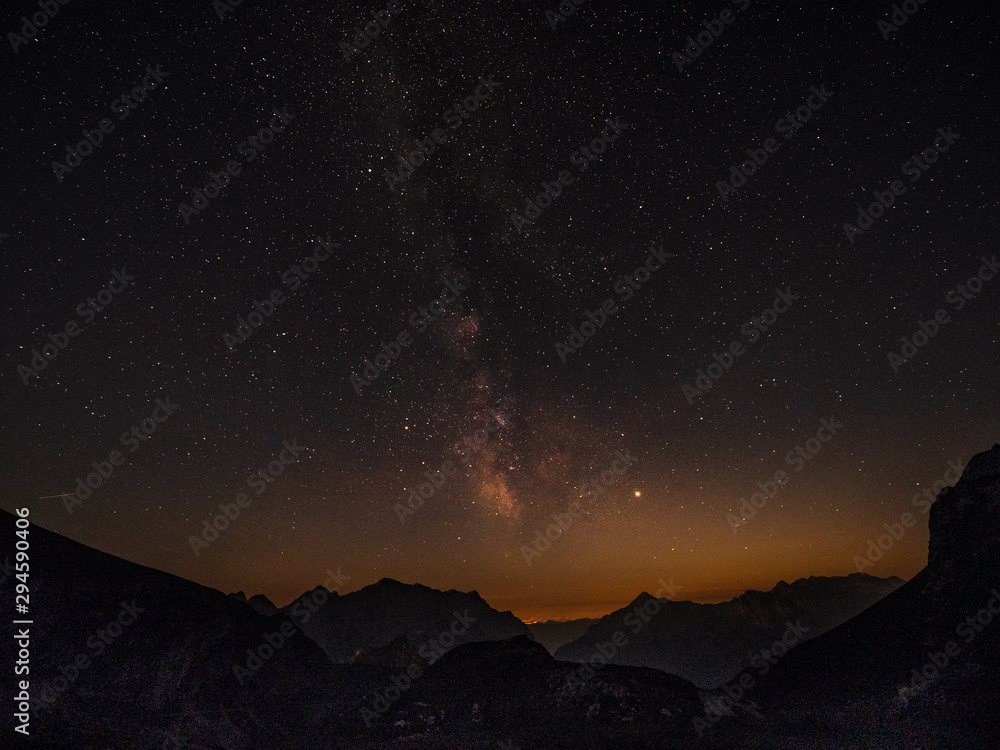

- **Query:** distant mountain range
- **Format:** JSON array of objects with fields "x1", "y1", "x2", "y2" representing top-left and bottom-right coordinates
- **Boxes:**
[
  {"x1": 554, "y1": 573, "x2": 904, "y2": 688},
  {"x1": 228, "y1": 574, "x2": 903, "y2": 682},
  {"x1": 527, "y1": 618, "x2": 601, "y2": 654},
  {"x1": 230, "y1": 577, "x2": 531, "y2": 663},
  {"x1": 0, "y1": 509, "x2": 699, "y2": 749},
  {"x1": 6, "y1": 441, "x2": 999, "y2": 748}
]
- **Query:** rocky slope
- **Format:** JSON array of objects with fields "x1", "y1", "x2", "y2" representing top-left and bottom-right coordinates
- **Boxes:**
[{"x1": 717, "y1": 443, "x2": 1000, "y2": 748}]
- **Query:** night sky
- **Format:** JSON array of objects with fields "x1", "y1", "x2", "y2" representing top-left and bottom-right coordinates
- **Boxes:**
[{"x1": 2, "y1": 0, "x2": 997, "y2": 623}]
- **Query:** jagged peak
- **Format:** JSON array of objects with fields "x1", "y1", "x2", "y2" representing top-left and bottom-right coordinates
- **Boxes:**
[
  {"x1": 247, "y1": 593, "x2": 278, "y2": 615},
  {"x1": 365, "y1": 577, "x2": 433, "y2": 594},
  {"x1": 928, "y1": 443, "x2": 1000, "y2": 567},
  {"x1": 955, "y1": 443, "x2": 1000, "y2": 485}
]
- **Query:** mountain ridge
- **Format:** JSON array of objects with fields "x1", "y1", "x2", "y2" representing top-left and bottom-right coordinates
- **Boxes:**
[{"x1": 555, "y1": 572, "x2": 906, "y2": 688}]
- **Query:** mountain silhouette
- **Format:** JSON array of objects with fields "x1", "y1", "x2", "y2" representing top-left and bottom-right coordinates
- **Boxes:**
[
  {"x1": 555, "y1": 573, "x2": 903, "y2": 688},
  {"x1": 528, "y1": 617, "x2": 601, "y2": 654},
  {"x1": 0, "y1": 511, "x2": 704, "y2": 748},
  {"x1": 714, "y1": 443, "x2": 1000, "y2": 748},
  {"x1": 6, "y1": 443, "x2": 997, "y2": 747},
  {"x1": 230, "y1": 576, "x2": 532, "y2": 663}
]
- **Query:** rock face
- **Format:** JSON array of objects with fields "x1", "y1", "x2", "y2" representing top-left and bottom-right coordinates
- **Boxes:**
[
  {"x1": 554, "y1": 574, "x2": 904, "y2": 688},
  {"x1": 235, "y1": 576, "x2": 533, "y2": 663},
  {"x1": 928, "y1": 443, "x2": 1000, "y2": 567}
]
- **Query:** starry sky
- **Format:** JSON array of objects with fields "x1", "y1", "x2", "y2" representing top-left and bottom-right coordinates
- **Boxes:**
[{"x1": 1, "y1": 0, "x2": 998, "y2": 623}]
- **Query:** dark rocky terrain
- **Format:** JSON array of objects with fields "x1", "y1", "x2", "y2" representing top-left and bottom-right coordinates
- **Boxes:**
[{"x1": 1, "y1": 507, "x2": 336, "y2": 749}]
